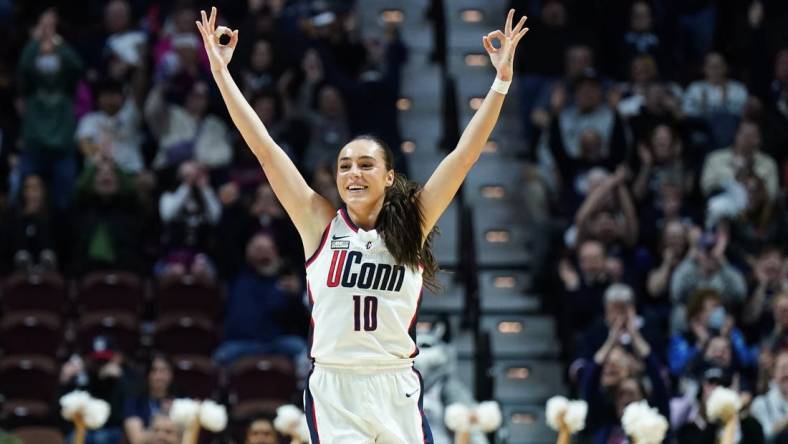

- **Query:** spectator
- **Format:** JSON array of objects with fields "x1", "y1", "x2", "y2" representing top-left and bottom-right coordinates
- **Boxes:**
[
  {"x1": 157, "y1": 161, "x2": 221, "y2": 283},
  {"x1": 0, "y1": 174, "x2": 59, "y2": 275},
  {"x1": 123, "y1": 354, "x2": 175, "y2": 444},
  {"x1": 751, "y1": 348, "x2": 788, "y2": 442},
  {"x1": 701, "y1": 120, "x2": 779, "y2": 202},
  {"x1": 213, "y1": 232, "x2": 307, "y2": 367},
  {"x1": 670, "y1": 227, "x2": 747, "y2": 330},
  {"x1": 572, "y1": 166, "x2": 639, "y2": 250},
  {"x1": 618, "y1": 1, "x2": 665, "y2": 77},
  {"x1": 58, "y1": 336, "x2": 138, "y2": 444},
  {"x1": 645, "y1": 221, "x2": 689, "y2": 310},
  {"x1": 576, "y1": 283, "x2": 664, "y2": 368},
  {"x1": 76, "y1": 78, "x2": 145, "y2": 174},
  {"x1": 145, "y1": 81, "x2": 232, "y2": 173},
  {"x1": 683, "y1": 52, "x2": 748, "y2": 147},
  {"x1": 757, "y1": 293, "x2": 788, "y2": 353},
  {"x1": 70, "y1": 159, "x2": 144, "y2": 275},
  {"x1": 580, "y1": 314, "x2": 669, "y2": 438},
  {"x1": 632, "y1": 124, "x2": 693, "y2": 203},
  {"x1": 729, "y1": 174, "x2": 788, "y2": 264},
  {"x1": 674, "y1": 365, "x2": 764, "y2": 443},
  {"x1": 151, "y1": 2, "x2": 204, "y2": 73},
  {"x1": 668, "y1": 290, "x2": 756, "y2": 379},
  {"x1": 530, "y1": 45, "x2": 595, "y2": 133},
  {"x1": 15, "y1": 8, "x2": 84, "y2": 209},
  {"x1": 148, "y1": 414, "x2": 182, "y2": 444},
  {"x1": 240, "y1": 38, "x2": 279, "y2": 96},
  {"x1": 626, "y1": 81, "x2": 685, "y2": 143},
  {"x1": 245, "y1": 416, "x2": 280, "y2": 444},
  {"x1": 559, "y1": 239, "x2": 614, "y2": 353},
  {"x1": 545, "y1": 69, "x2": 627, "y2": 162}
]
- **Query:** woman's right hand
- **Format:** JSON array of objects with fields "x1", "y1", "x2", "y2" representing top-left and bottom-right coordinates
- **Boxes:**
[{"x1": 196, "y1": 7, "x2": 238, "y2": 73}]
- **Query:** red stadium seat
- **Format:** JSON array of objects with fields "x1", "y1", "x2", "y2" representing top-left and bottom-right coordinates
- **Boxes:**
[
  {"x1": 13, "y1": 426, "x2": 65, "y2": 444},
  {"x1": 0, "y1": 356, "x2": 58, "y2": 404},
  {"x1": 227, "y1": 356, "x2": 297, "y2": 408},
  {"x1": 76, "y1": 272, "x2": 143, "y2": 316},
  {"x1": 153, "y1": 315, "x2": 218, "y2": 357},
  {"x1": 156, "y1": 277, "x2": 220, "y2": 319},
  {"x1": 76, "y1": 311, "x2": 139, "y2": 357},
  {"x1": 171, "y1": 355, "x2": 220, "y2": 399},
  {"x1": 0, "y1": 311, "x2": 63, "y2": 357},
  {"x1": 2, "y1": 401, "x2": 53, "y2": 429},
  {"x1": 1, "y1": 273, "x2": 67, "y2": 316}
]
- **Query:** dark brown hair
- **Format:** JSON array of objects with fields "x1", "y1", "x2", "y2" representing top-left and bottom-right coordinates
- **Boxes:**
[{"x1": 345, "y1": 135, "x2": 440, "y2": 292}]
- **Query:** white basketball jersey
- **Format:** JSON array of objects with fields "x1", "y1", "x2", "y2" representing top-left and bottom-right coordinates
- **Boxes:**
[{"x1": 305, "y1": 208, "x2": 423, "y2": 367}]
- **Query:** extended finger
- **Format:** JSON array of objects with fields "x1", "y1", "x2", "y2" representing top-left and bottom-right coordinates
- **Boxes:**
[
  {"x1": 513, "y1": 27, "x2": 529, "y2": 46},
  {"x1": 201, "y1": 9, "x2": 208, "y2": 30},
  {"x1": 229, "y1": 29, "x2": 239, "y2": 48},
  {"x1": 482, "y1": 35, "x2": 495, "y2": 53},
  {"x1": 513, "y1": 15, "x2": 527, "y2": 34},
  {"x1": 209, "y1": 6, "x2": 217, "y2": 31},
  {"x1": 195, "y1": 21, "x2": 206, "y2": 39},
  {"x1": 505, "y1": 8, "x2": 514, "y2": 35}
]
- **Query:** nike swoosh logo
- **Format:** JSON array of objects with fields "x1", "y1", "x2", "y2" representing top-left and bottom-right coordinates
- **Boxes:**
[
  {"x1": 405, "y1": 389, "x2": 419, "y2": 398},
  {"x1": 332, "y1": 235, "x2": 350, "y2": 240}
]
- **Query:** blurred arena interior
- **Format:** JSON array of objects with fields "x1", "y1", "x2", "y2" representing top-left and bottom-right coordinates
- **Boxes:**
[{"x1": 1, "y1": 0, "x2": 788, "y2": 443}]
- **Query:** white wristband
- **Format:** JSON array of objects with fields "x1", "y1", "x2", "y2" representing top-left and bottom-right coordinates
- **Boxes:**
[{"x1": 491, "y1": 77, "x2": 511, "y2": 95}]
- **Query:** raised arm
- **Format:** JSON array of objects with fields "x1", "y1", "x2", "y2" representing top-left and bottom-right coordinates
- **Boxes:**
[
  {"x1": 196, "y1": 7, "x2": 334, "y2": 256},
  {"x1": 418, "y1": 10, "x2": 528, "y2": 236}
]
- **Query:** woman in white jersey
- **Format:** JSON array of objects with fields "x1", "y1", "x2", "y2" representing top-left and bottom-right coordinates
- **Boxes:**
[{"x1": 197, "y1": 7, "x2": 528, "y2": 443}]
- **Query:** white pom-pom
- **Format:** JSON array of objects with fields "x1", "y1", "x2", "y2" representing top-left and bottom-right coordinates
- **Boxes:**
[
  {"x1": 475, "y1": 401, "x2": 502, "y2": 432},
  {"x1": 444, "y1": 403, "x2": 472, "y2": 432},
  {"x1": 199, "y1": 400, "x2": 228, "y2": 432},
  {"x1": 274, "y1": 404, "x2": 304, "y2": 435},
  {"x1": 83, "y1": 399, "x2": 111, "y2": 429},
  {"x1": 59, "y1": 391, "x2": 91, "y2": 421},
  {"x1": 706, "y1": 387, "x2": 741, "y2": 423},
  {"x1": 622, "y1": 401, "x2": 668, "y2": 444},
  {"x1": 545, "y1": 396, "x2": 569, "y2": 431},
  {"x1": 296, "y1": 415, "x2": 311, "y2": 442},
  {"x1": 170, "y1": 399, "x2": 201, "y2": 426},
  {"x1": 563, "y1": 400, "x2": 588, "y2": 433}
]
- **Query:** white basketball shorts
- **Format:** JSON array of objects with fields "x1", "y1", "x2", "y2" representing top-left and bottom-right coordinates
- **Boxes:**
[{"x1": 304, "y1": 364, "x2": 434, "y2": 443}]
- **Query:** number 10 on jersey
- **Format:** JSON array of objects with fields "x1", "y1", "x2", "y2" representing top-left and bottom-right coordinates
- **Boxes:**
[{"x1": 353, "y1": 295, "x2": 378, "y2": 331}]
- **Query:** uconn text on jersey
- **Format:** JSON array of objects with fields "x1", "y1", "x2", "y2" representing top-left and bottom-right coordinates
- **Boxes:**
[{"x1": 326, "y1": 250, "x2": 406, "y2": 291}]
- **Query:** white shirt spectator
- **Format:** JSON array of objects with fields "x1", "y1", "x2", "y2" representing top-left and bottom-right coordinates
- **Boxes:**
[
  {"x1": 682, "y1": 80, "x2": 748, "y2": 117},
  {"x1": 76, "y1": 98, "x2": 144, "y2": 173}
]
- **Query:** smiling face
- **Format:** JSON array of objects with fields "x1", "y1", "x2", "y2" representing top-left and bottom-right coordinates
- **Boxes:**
[{"x1": 336, "y1": 138, "x2": 394, "y2": 211}]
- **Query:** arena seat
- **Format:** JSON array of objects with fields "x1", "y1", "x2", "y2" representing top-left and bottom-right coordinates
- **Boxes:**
[
  {"x1": 171, "y1": 355, "x2": 220, "y2": 400},
  {"x1": 492, "y1": 360, "x2": 567, "y2": 404},
  {"x1": 1, "y1": 401, "x2": 53, "y2": 429},
  {"x1": 153, "y1": 315, "x2": 218, "y2": 357},
  {"x1": 478, "y1": 270, "x2": 539, "y2": 315},
  {"x1": 471, "y1": 203, "x2": 531, "y2": 269},
  {"x1": 76, "y1": 271, "x2": 142, "y2": 316},
  {"x1": 481, "y1": 315, "x2": 559, "y2": 359},
  {"x1": 0, "y1": 311, "x2": 63, "y2": 357},
  {"x1": 500, "y1": 403, "x2": 556, "y2": 444},
  {"x1": 227, "y1": 356, "x2": 298, "y2": 408},
  {"x1": 156, "y1": 278, "x2": 220, "y2": 320},
  {"x1": 13, "y1": 426, "x2": 65, "y2": 444},
  {"x1": 76, "y1": 311, "x2": 139, "y2": 356},
  {"x1": 420, "y1": 270, "x2": 464, "y2": 315},
  {"x1": 1, "y1": 273, "x2": 67, "y2": 316},
  {"x1": 0, "y1": 356, "x2": 58, "y2": 404},
  {"x1": 462, "y1": 157, "x2": 528, "y2": 206}
]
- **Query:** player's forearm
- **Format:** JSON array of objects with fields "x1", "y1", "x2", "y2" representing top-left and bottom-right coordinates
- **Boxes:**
[
  {"x1": 452, "y1": 79, "x2": 506, "y2": 168},
  {"x1": 211, "y1": 66, "x2": 277, "y2": 162}
]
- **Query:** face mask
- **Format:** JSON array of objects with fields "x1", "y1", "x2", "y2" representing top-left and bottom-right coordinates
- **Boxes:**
[
  {"x1": 35, "y1": 54, "x2": 61, "y2": 74},
  {"x1": 707, "y1": 306, "x2": 726, "y2": 331}
]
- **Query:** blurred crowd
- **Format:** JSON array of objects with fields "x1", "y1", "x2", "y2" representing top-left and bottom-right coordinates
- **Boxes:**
[
  {"x1": 511, "y1": 0, "x2": 788, "y2": 442},
  {"x1": 0, "y1": 0, "x2": 407, "y2": 442}
]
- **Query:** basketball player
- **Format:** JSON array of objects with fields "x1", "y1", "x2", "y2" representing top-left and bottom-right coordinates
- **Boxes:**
[{"x1": 197, "y1": 6, "x2": 528, "y2": 443}]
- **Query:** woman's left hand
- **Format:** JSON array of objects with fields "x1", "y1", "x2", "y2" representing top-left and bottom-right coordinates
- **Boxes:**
[{"x1": 482, "y1": 9, "x2": 528, "y2": 81}]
